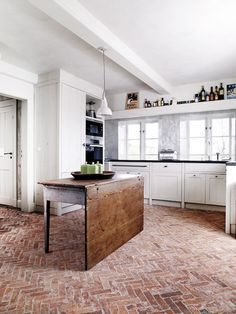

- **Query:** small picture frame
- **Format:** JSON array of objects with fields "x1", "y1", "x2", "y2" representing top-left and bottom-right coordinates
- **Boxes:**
[
  {"x1": 125, "y1": 92, "x2": 139, "y2": 110},
  {"x1": 227, "y1": 84, "x2": 236, "y2": 99}
]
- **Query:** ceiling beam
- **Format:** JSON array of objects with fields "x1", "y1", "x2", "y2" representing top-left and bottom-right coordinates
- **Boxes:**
[{"x1": 28, "y1": 0, "x2": 172, "y2": 94}]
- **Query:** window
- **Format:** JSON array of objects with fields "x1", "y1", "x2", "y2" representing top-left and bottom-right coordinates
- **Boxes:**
[
  {"x1": 118, "y1": 120, "x2": 159, "y2": 160},
  {"x1": 144, "y1": 122, "x2": 159, "y2": 159},
  {"x1": 180, "y1": 113, "x2": 236, "y2": 160}
]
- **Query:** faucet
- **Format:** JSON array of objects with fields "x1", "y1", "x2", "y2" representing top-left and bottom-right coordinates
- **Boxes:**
[{"x1": 216, "y1": 152, "x2": 220, "y2": 161}]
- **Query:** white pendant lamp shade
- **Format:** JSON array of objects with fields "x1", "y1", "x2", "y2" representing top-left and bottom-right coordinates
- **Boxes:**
[
  {"x1": 97, "y1": 96, "x2": 112, "y2": 116},
  {"x1": 96, "y1": 48, "x2": 112, "y2": 117}
]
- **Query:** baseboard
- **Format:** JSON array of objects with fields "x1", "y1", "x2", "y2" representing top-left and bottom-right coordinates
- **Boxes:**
[
  {"x1": 185, "y1": 203, "x2": 225, "y2": 212},
  {"x1": 151, "y1": 200, "x2": 181, "y2": 208}
]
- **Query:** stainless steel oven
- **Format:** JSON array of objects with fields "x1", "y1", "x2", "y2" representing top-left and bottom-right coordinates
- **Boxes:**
[{"x1": 86, "y1": 136, "x2": 103, "y2": 164}]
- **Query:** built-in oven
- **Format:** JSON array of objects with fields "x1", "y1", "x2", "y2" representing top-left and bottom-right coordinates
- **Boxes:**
[
  {"x1": 86, "y1": 119, "x2": 103, "y2": 137},
  {"x1": 85, "y1": 135, "x2": 103, "y2": 164},
  {"x1": 86, "y1": 144, "x2": 103, "y2": 164}
]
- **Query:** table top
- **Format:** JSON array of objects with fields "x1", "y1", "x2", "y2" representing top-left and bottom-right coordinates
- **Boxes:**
[{"x1": 38, "y1": 174, "x2": 139, "y2": 189}]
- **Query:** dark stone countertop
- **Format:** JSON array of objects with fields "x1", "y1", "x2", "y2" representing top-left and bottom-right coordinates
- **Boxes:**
[{"x1": 108, "y1": 159, "x2": 228, "y2": 164}]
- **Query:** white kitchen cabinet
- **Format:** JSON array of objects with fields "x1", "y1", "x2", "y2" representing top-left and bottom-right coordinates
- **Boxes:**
[
  {"x1": 151, "y1": 163, "x2": 182, "y2": 202},
  {"x1": 35, "y1": 78, "x2": 86, "y2": 214},
  {"x1": 206, "y1": 174, "x2": 226, "y2": 206},
  {"x1": 184, "y1": 163, "x2": 226, "y2": 206},
  {"x1": 111, "y1": 163, "x2": 150, "y2": 199},
  {"x1": 185, "y1": 173, "x2": 206, "y2": 204}
]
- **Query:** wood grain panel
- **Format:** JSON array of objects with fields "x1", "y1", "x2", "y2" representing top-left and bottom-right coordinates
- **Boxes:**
[{"x1": 86, "y1": 176, "x2": 144, "y2": 269}]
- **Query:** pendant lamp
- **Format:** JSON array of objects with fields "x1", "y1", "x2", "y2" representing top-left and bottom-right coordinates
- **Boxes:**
[{"x1": 96, "y1": 48, "x2": 112, "y2": 117}]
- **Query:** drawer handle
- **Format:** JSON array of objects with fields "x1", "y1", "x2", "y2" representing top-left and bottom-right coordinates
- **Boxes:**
[
  {"x1": 164, "y1": 165, "x2": 168, "y2": 168},
  {"x1": 193, "y1": 174, "x2": 196, "y2": 177},
  {"x1": 215, "y1": 175, "x2": 218, "y2": 178}
]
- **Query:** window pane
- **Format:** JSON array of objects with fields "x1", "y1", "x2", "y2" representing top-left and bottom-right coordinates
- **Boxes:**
[
  {"x1": 232, "y1": 118, "x2": 235, "y2": 136},
  {"x1": 127, "y1": 123, "x2": 140, "y2": 139},
  {"x1": 189, "y1": 155, "x2": 203, "y2": 160},
  {"x1": 189, "y1": 120, "x2": 205, "y2": 137},
  {"x1": 231, "y1": 136, "x2": 235, "y2": 159},
  {"x1": 127, "y1": 139, "x2": 140, "y2": 156},
  {"x1": 145, "y1": 139, "x2": 158, "y2": 155},
  {"x1": 180, "y1": 138, "x2": 187, "y2": 158},
  {"x1": 118, "y1": 122, "x2": 126, "y2": 140},
  {"x1": 212, "y1": 118, "x2": 229, "y2": 136},
  {"x1": 118, "y1": 139, "x2": 126, "y2": 159},
  {"x1": 180, "y1": 121, "x2": 187, "y2": 138},
  {"x1": 189, "y1": 138, "x2": 205, "y2": 154},
  {"x1": 212, "y1": 137, "x2": 229, "y2": 155},
  {"x1": 145, "y1": 122, "x2": 158, "y2": 138},
  {"x1": 127, "y1": 155, "x2": 140, "y2": 160},
  {"x1": 145, "y1": 154, "x2": 158, "y2": 160}
]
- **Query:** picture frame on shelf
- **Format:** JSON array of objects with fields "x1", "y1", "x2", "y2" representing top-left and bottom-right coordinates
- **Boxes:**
[
  {"x1": 125, "y1": 92, "x2": 139, "y2": 110},
  {"x1": 227, "y1": 84, "x2": 236, "y2": 99}
]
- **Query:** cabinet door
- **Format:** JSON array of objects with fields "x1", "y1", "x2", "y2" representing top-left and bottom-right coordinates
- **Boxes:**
[
  {"x1": 60, "y1": 84, "x2": 86, "y2": 175},
  {"x1": 151, "y1": 173, "x2": 181, "y2": 201},
  {"x1": 185, "y1": 174, "x2": 205, "y2": 204},
  {"x1": 206, "y1": 174, "x2": 226, "y2": 206}
]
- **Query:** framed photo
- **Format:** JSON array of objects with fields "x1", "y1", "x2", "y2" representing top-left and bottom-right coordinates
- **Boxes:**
[
  {"x1": 125, "y1": 92, "x2": 139, "y2": 109},
  {"x1": 227, "y1": 84, "x2": 236, "y2": 99}
]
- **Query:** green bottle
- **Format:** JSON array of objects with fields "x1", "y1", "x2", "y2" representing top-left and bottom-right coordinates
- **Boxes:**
[
  {"x1": 87, "y1": 162, "x2": 98, "y2": 174},
  {"x1": 80, "y1": 162, "x2": 88, "y2": 174},
  {"x1": 96, "y1": 161, "x2": 103, "y2": 174}
]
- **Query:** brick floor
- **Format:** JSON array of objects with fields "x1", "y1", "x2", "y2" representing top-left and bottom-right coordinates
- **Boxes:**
[{"x1": 0, "y1": 205, "x2": 236, "y2": 314}]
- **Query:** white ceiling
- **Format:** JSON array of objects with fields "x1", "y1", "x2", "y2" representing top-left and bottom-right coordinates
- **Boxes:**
[
  {"x1": 0, "y1": 0, "x2": 149, "y2": 94},
  {"x1": 78, "y1": 0, "x2": 236, "y2": 86},
  {"x1": 1, "y1": 0, "x2": 236, "y2": 94}
]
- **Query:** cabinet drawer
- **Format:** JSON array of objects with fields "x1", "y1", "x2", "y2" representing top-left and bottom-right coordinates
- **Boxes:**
[
  {"x1": 111, "y1": 163, "x2": 149, "y2": 172},
  {"x1": 151, "y1": 162, "x2": 182, "y2": 173},
  {"x1": 185, "y1": 163, "x2": 226, "y2": 173}
]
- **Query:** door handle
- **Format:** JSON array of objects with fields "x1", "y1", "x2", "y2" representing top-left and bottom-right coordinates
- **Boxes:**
[{"x1": 4, "y1": 152, "x2": 13, "y2": 155}]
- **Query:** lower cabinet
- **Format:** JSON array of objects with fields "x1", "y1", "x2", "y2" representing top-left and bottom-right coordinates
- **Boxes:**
[
  {"x1": 151, "y1": 163, "x2": 182, "y2": 202},
  {"x1": 206, "y1": 174, "x2": 226, "y2": 206},
  {"x1": 111, "y1": 163, "x2": 150, "y2": 199},
  {"x1": 185, "y1": 174, "x2": 206, "y2": 203},
  {"x1": 185, "y1": 173, "x2": 226, "y2": 206}
]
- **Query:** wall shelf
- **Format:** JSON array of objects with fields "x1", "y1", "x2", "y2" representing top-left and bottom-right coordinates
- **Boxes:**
[{"x1": 106, "y1": 99, "x2": 236, "y2": 120}]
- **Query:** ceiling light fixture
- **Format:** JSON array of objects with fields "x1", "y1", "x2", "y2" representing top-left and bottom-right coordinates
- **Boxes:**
[{"x1": 96, "y1": 47, "x2": 112, "y2": 117}]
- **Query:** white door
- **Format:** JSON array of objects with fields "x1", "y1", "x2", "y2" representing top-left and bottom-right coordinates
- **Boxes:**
[
  {"x1": 0, "y1": 100, "x2": 16, "y2": 206},
  {"x1": 185, "y1": 173, "x2": 206, "y2": 204}
]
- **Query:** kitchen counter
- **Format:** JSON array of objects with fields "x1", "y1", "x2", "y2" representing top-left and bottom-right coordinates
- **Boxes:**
[{"x1": 109, "y1": 159, "x2": 227, "y2": 164}]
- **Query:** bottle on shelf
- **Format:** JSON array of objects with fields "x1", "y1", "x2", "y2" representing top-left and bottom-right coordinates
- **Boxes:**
[
  {"x1": 200, "y1": 86, "x2": 206, "y2": 102},
  {"x1": 161, "y1": 98, "x2": 164, "y2": 106},
  {"x1": 210, "y1": 86, "x2": 214, "y2": 101},
  {"x1": 206, "y1": 94, "x2": 210, "y2": 102},
  {"x1": 219, "y1": 83, "x2": 225, "y2": 100},
  {"x1": 194, "y1": 94, "x2": 199, "y2": 102},
  {"x1": 144, "y1": 98, "x2": 148, "y2": 108},
  {"x1": 214, "y1": 86, "x2": 219, "y2": 101}
]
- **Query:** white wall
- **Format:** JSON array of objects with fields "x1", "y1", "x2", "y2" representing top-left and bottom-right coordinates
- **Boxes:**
[{"x1": 107, "y1": 78, "x2": 236, "y2": 112}]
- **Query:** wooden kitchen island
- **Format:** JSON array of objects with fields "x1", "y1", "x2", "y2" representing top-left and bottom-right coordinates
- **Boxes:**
[{"x1": 39, "y1": 174, "x2": 144, "y2": 270}]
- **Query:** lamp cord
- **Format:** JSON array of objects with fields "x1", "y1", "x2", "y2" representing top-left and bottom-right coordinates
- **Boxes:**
[{"x1": 102, "y1": 49, "x2": 105, "y2": 99}]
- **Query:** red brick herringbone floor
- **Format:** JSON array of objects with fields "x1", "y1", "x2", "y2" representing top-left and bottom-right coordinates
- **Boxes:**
[{"x1": 0, "y1": 205, "x2": 235, "y2": 314}]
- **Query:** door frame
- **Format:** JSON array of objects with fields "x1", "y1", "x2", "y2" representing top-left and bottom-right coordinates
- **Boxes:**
[
  {"x1": 0, "y1": 100, "x2": 17, "y2": 206},
  {"x1": 0, "y1": 61, "x2": 37, "y2": 212}
]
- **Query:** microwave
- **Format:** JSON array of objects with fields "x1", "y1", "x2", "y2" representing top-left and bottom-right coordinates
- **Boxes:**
[{"x1": 86, "y1": 120, "x2": 103, "y2": 137}]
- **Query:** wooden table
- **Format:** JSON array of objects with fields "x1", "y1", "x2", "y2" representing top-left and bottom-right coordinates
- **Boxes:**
[{"x1": 39, "y1": 174, "x2": 144, "y2": 270}]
